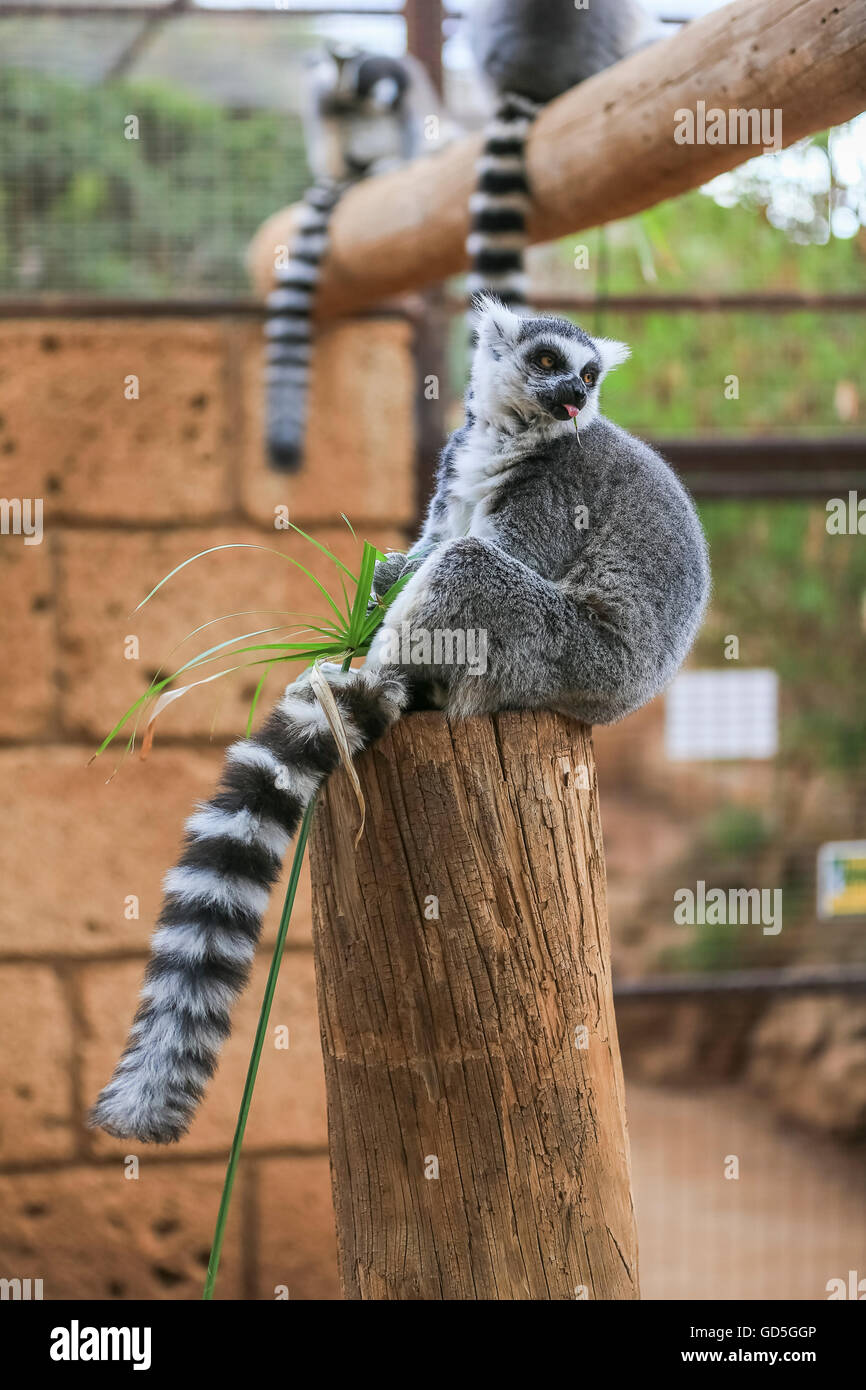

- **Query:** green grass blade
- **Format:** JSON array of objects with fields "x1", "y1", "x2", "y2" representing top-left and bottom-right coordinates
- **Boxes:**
[
  {"x1": 202, "y1": 795, "x2": 318, "y2": 1302},
  {"x1": 132, "y1": 542, "x2": 350, "y2": 632},
  {"x1": 245, "y1": 663, "x2": 275, "y2": 740},
  {"x1": 202, "y1": 653, "x2": 353, "y2": 1300},
  {"x1": 288, "y1": 522, "x2": 358, "y2": 586},
  {"x1": 346, "y1": 541, "x2": 380, "y2": 648}
]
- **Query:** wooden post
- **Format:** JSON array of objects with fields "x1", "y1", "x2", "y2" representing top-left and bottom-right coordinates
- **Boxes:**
[
  {"x1": 405, "y1": 0, "x2": 443, "y2": 95},
  {"x1": 309, "y1": 710, "x2": 639, "y2": 1300},
  {"x1": 249, "y1": 0, "x2": 866, "y2": 313}
]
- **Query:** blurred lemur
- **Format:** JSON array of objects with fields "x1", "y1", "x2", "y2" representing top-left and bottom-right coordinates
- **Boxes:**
[
  {"x1": 265, "y1": 44, "x2": 448, "y2": 471},
  {"x1": 92, "y1": 297, "x2": 709, "y2": 1143},
  {"x1": 467, "y1": 0, "x2": 663, "y2": 306}
]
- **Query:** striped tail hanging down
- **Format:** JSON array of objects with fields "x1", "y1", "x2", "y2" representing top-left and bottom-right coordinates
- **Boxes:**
[
  {"x1": 90, "y1": 665, "x2": 409, "y2": 1144},
  {"x1": 466, "y1": 90, "x2": 542, "y2": 311},
  {"x1": 264, "y1": 179, "x2": 346, "y2": 473}
]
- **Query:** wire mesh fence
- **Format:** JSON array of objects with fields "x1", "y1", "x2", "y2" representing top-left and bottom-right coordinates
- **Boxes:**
[{"x1": 0, "y1": 2, "x2": 427, "y2": 295}]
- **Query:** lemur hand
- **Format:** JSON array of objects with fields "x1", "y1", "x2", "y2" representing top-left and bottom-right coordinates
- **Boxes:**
[
  {"x1": 371, "y1": 551, "x2": 410, "y2": 605},
  {"x1": 369, "y1": 545, "x2": 438, "y2": 615}
]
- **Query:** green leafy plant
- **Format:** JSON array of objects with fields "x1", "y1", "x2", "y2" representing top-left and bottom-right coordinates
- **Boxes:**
[
  {"x1": 92, "y1": 525, "x2": 410, "y2": 1299},
  {"x1": 94, "y1": 524, "x2": 408, "y2": 763}
]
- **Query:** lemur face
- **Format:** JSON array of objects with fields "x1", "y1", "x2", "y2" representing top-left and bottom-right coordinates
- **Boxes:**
[
  {"x1": 308, "y1": 47, "x2": 410, "y2": 177},
  {"x1": 313, "y1": 46, "x2": 405, "y2": 113},
  {"x1": 471, "y1": 296, "x2": 630, "y2": 433}
]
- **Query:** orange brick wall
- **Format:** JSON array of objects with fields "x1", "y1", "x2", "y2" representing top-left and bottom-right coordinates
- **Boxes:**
[{"x1": 0, "y1": 313, "x2": 416, "y2": 1299}]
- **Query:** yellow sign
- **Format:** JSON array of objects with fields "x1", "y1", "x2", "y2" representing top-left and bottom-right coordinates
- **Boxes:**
[{"x1": 817, "y1": 842, "x2": 866, "y2": 919}]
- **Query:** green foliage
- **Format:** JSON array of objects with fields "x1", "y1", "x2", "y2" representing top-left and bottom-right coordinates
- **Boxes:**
[
  {"x1": 659, "y1": 920, "x2": 748, "y2": 976},
  {"x1": 0, "y1": 68, "x2": 308, "y2": 295},
  {"x1": 600, "y1": 308, "x2": 862, "y2": 437},
  {"x1": 695, "y1": 500, "x2": 866, "y2": 772},
  {"x1": 563, "y1": 172, "x2": 866, "y2": 297},
  {"x1": 561, "y1": 183, "x2": 864, "y2": 437},
  {"x1": 94, "y1": 527, "x2": 410, "y2": 762},
  {"x1": 701, "y1": 806, "x2": 772, "y2": 859}
]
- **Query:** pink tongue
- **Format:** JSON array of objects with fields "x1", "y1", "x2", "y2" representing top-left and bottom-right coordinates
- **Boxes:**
[{"x1": 564, "y1": 404, "x2": 581, "y2": 418}]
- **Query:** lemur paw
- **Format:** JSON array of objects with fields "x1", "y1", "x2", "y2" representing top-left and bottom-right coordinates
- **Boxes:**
[{"x1": 286, "y1": 661, "x2": 353, "y2": 697}]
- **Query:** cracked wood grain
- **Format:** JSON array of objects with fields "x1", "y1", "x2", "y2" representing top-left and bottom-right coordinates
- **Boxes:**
[{"x1": 309, "y1": 710, "x2": 639, "y2": 1300}]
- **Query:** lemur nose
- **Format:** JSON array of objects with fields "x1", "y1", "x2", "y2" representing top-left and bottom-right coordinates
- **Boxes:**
[{"x1": 570, "y1": 381, "x2": 587, "y2": 409}]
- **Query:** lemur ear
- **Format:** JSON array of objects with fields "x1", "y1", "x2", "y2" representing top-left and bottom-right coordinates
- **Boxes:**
[
  {"x1": 593, "y1": 337, "x2": 631, "y2": 376},
  {"x1": 472, "y1": 294, "x2": 522, "y2": 348},
  {"x1": 325, "y1": 41, "x2": 359, "y2": 61}
]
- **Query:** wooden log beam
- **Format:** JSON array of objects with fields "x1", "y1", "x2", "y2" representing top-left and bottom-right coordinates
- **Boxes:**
[
  {"x1": 309, "y1": 710, "x2": 638, "y2": 1301},
  {"x1": 249, "y1": 0, "x2": 866, "y2": 313}
]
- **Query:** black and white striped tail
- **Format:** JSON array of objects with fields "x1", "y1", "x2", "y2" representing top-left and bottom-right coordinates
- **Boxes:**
[
  {"x1": 90, "y1": 666, "x2": 409, "y2": 1143},
  {"x1": 467, "y1": 91, "x2": 542, "y2": 311},
  {"x1": 264, "y1": 179, "x2": 345, "y2": 473}
]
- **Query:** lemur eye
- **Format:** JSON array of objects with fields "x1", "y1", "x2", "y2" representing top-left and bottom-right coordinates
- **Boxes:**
[
  {"x1": 537, "y1": 353, "x2": 557, "y2": 371},
  {"x1": 582, "y1": 368, "x2": 598, "y2": 387}
]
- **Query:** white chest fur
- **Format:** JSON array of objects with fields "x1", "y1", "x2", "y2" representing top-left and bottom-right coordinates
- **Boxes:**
[{"x1": 445, "y1": 426, "x2": 517, "y2": 540}]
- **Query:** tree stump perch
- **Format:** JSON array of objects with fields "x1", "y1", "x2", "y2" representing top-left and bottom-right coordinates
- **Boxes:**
[{"x1": 309, "y1": 710, "x2": 639, "y2": 1300}]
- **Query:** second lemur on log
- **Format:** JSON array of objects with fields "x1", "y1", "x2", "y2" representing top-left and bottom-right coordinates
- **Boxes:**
[
  {"x1": 467, "y1": 0, "x2": 663, "y2": 306},
  {"x1": 265, "y1": 44, "x2": 449, "y2": 472},
  {"x1": 91, "y1": 296, "x2": 709, "y2": 1144}
]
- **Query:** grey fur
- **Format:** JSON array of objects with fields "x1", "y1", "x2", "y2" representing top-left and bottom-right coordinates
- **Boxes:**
[
  {"x1": 371, "y1": 297, "x2": 709, "y2": 724},
  {"x1": 92, "y1": 301, "x2": 707, "y2": 1143},
  {"x1": 469, "y1": 0, "x2": 663, "y2": 105},
  {"x1": 467, "y1": 0, "x2": 663, "y2": 308}
]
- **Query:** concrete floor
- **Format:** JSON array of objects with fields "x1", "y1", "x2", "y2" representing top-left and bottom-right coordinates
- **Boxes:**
[{"x1": 626, "y1": 1081, "x2": 866, "y2": 1301}]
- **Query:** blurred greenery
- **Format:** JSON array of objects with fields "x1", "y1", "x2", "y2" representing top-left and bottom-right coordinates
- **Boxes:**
[
  {"x1": 449, "y1": 169, "x2": 865, "y2": 437},
  {"x1": 0, "y1": 68, "x2": 308, "y2": 296},
  {"x1": 599, "y1": 307, "x2": 862, "y2": 437},
  {"x1": 701, "y1": 806, "x2": 773, "y2": 859},
  {"x1": 558, "y1": 155, "x2": 866, "y2": 298},
  {"x1": 695, "y1": 500, "x2": 866, "y2": 772}
]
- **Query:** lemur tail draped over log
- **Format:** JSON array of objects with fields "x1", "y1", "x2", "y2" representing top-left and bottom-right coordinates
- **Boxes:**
[
  {"x1": 264, "y1": 179, "x2": 346, "y2": 473},
  {"x1": 466, "y1": 90, "x2": 541, "y2": 309},
  {"x1": 90, "y1": 667, "x2": 410, "y2": 1143}
]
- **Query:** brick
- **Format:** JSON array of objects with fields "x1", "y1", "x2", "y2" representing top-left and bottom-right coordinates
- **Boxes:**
[
  {"x1": 239, "y1": 319, "x2": 416, "y2": 527},
  {"x1": 0, "y1": 965, "x2": 76, "y2": 1163},
  {"x1": 56, "y1": 523, "x2": 406, "y2": 740},
  {"x1": 0, "y1": 747, "x2": 313, "y2": 957},
  {"x1": 0, "y1": 533, "x2": 56, "y2": 739},
  {"x1": 255, "y1": 1156, "x2": 340, "y2": 1300},
  {"x1": 0, "y1": 320, "x2": 232, "y2": 522},
  {"x1": 82, "y1": 951, "x2": 328, "y2": 1156},
  {"x1": 0, "y1": 1163, "x2": 244, "y2": 1300}
]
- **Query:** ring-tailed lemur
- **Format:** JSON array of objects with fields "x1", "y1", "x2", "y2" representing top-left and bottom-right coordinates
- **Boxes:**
[
  {"x1": 91, "y1": 296, "x2": 709, "y2": 1143},
  {"x1": 266, "y1": 44, "x2": 447, "y2": 472},
  {"x1": 467, "y1": 0, "x2": 663, "y2": 307}
]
